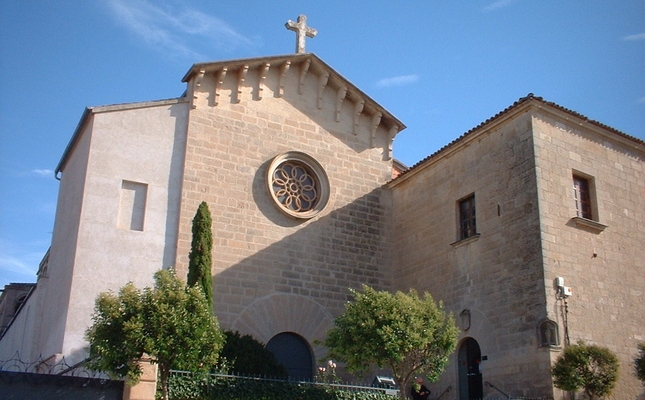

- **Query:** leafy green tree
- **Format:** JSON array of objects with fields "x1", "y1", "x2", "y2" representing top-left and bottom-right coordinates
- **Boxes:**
[
  {"x1": 220, "y1": 330, "x2": 288, "y2": 378},
  {"x1": 551, "y1": 341, "x2": 619, "y2": 399},
  {"x1": 636, "y1": 342, "x2": 645, "y2": 384},
  {"x1": 323, "y1": 285, "x2": 459, "y2": 399},
  {"x1": 85, "y1": 269, "x2": 225, "y2": 400},
  {"x1": 187, "y1": 201, "x2": 213, "y2": 306}
]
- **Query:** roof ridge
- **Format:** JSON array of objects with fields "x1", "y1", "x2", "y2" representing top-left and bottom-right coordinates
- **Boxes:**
[{"x1": 390, "y1": 94, "x2": 644, "y2": 182}]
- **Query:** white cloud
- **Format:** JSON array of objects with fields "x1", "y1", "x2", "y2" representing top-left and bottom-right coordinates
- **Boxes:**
[
  {"x1": 104, "y1": 0, "x2": 254, "y2": 59},
  {"x1": 0, "y1": 239, "x2": 42, "y2": 286},
  {"x1": 483, "y1": 0, "x2": 518, "y2": 11},
  {"x1": 0, "y1": 254, "x2": 37, "y2": 278},
  {"x1": 376, "y1": 74, "x2": 419, "y2": 88},
  {"x1": 637, "y1": 97, "x2": 645, "y2": 103},
  {"x1": 32, "y1": 169, "x2": 54, "y2": 177},
  {"x1": 623, "y1": 33, "x2": 645, "y2": 41}
]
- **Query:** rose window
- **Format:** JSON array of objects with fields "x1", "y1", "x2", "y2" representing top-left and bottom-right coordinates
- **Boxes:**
[
  {"x1": 267, "y1": 152, "x2": 330, "y2": 219},
  {"x1": 272, "y1": 162, "x2": 318, "y2": 212}
]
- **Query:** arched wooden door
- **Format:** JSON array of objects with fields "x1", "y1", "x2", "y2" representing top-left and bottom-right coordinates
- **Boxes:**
[
  {"x1": 458, "y1": 337, "x2": 483, "y2": 400},
  {"x1": 266, "y1": 332, "x2": 313, "y2": 381}
]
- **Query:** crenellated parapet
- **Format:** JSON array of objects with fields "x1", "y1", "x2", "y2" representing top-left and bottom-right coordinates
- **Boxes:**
[{"x1": 182, "y1": 53, "x2": 405, "y2": 160}]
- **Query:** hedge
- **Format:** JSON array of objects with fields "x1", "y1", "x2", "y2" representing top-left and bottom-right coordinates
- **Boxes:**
[{"x1": 165, "y1": 371, "x2": 398, "y2": 400}]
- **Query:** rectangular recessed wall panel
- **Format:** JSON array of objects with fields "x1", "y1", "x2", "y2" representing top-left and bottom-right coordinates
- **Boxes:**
[{"x1": 118, "y1": 180, "x2": 148, "y2": 231}]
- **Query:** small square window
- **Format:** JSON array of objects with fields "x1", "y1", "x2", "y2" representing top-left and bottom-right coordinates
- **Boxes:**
[
  {"x1": 573, "y1": 175, "x2": 592, "y2": 220},
  {"x1": 459, "y1": 194, "x2": 477, "y2": 240}
]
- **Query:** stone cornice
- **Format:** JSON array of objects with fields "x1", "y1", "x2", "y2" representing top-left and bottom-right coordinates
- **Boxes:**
[{"x1": 183, "y1": 53, "x2": 406, "y2": 158}]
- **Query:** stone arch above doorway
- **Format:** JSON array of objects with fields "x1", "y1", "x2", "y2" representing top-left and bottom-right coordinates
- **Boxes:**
[{"x1": 230, "y1": 293, "x2": 333, "y2": 361}]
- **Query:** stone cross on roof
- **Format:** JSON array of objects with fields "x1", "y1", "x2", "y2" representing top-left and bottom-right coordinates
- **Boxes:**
[{"x1": 285, "y1": 14, "x2": 317, "y2": 54}]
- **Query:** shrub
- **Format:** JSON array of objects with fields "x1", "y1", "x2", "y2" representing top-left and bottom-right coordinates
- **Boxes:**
[
  {"x1": 636, "y1": 342, "x2": 645, "y2": 384},
  {"x1": 220, "y1": 331, "x2": 287, "y2": 378},
  {"x1": 323, "y1": 285, "x2": 458, "y2": 400},
  {"x1": 166, "y1": 371, "x2": 397, "y2": 400},
  {"x1": 551, "y1": 341, "x2": 619, "y2": 399}
]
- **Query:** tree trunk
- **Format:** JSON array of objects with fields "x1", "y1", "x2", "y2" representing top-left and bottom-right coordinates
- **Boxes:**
[
  {"x1": 159, "y1": 365, "x2": 170, "y2": 400},
  {"x1": 395, "y1": 375, "x2": 408, "y2": 400}
]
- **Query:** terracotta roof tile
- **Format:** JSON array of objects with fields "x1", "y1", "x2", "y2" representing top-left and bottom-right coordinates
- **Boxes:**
[{"x1": 391, "y1": 94, "x2": 644, "y2": 182}]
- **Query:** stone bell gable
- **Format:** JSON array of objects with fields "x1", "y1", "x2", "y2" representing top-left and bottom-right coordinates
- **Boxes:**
[{"x1": 182, "y1": 53, "x2": 403, "y2": 159}]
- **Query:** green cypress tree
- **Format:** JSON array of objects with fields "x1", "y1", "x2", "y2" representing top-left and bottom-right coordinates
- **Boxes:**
[{"x1": 187, "y1": 201, "x2": 213, "y2": 307}]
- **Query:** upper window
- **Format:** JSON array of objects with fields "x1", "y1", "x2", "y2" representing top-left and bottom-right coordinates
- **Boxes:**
[
  {"x1": 459, "y1": 194, "x2": 477, "y2": 240},
  {"x1": 267, "y1": 151, "x2": 330, "y2": 219},
  {"x1": 572, "y1": 175, "x2": 592, "y2": 220},
  {"x1": 570, "y1": 172, "x2": 606, "y2": 233}
]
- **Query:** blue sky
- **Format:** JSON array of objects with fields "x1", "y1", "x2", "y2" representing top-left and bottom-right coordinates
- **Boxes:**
[{"x1": 1, "y1": 1, "x2": 644, "y2": 288}]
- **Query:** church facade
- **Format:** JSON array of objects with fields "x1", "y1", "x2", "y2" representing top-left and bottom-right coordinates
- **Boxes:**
[{"x1": 1, "y1": 49, "x2": 643, "y2": 398}]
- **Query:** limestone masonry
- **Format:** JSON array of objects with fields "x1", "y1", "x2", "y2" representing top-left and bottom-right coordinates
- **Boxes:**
[{"x1": 1, "y1": 49, "x2": 643, "y2": 399}]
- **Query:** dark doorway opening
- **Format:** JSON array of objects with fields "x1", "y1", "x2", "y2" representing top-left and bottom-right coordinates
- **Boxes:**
[
  {"x1": 266, "y1": 332, "x2": 313, "y2": 381},
  {"x1": 458, "y1": 337, "x2": 483, "y2": 400}
]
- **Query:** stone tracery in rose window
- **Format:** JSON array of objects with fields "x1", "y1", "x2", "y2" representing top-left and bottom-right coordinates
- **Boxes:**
[
  {"x1": 271, "y1": 161, "x2": 319, "y2": 212},
  {"x1": 266, "y1": 152, "x2": 330, "y2": 219}
]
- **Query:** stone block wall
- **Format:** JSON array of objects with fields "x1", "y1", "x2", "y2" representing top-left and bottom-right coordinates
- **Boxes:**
[
  {"x1": 532, "y1": 111, "x2": 645, "y2": 399},
  {"x1": 389, "y1": 110, "x2": 553, "y2": 398},
  {"x1": 175, "y1": 58, "x2": 395, "y2": 348},
  {"x1": 122, "y1": 356, "x2": 158, "y2": 400}
]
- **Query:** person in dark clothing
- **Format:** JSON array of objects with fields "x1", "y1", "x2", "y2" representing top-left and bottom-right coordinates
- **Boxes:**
[{"x1": 410, "y1": 377, "x2": 430, "y2": 400}]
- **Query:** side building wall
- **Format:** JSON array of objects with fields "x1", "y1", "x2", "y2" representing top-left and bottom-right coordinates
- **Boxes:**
[
  {"x1": 532, "y1": 111, "x2": 645, "y2": 399},
  {"x1": 0, "y1": 116, "x2": 93, "y2": 362},
  {"x1": 0, "y1": 100, "x2": 190, "y2": 364},
  {"x1": 390, "y1": 110, "x2": 553, "y2": 398},
  {"x1": 0, "y1": 284, "x2": 36, "y2": 360},
  {"x1": 60, "y1": 100, "x2": 189, "y2": 362}
]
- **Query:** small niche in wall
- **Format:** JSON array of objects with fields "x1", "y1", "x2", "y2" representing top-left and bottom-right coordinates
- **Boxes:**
[
  {"x1": 118, "y1": 180, "x2": 148, "y2": 231},
  {"x1": 538, "y1": 319, "x2": 559, "y2": 347}
]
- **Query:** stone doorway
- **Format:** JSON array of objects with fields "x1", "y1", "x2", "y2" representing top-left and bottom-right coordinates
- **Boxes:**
[
  {"x1": 266, "y1": 332, "x2": 313, "y2": 381},
  {"x1": 458, "y1": 337, "x2": 483, "y2": 400}
]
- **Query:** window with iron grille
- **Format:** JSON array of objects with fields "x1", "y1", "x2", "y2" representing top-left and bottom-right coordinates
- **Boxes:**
[
  {"x1": 573, "y1": 175, "x2": 592, "y2": 220},
  {"x1": 459, "y1": 194, "x2": 477, "y2": 240}
]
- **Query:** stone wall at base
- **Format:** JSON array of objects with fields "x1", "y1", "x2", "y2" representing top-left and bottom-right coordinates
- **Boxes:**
[{"x1": 123, "y1": 356, "x2": 158, "y2": 400}]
